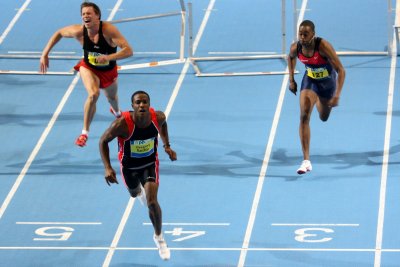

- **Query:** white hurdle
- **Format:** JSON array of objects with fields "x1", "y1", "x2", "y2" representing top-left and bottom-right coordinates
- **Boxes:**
[
  {"x1": 188, "y1": 0, "x2": 292, "y2": 77},
  {"x1": 0, "y1": 0, "x2": 186, "y2": 75}
]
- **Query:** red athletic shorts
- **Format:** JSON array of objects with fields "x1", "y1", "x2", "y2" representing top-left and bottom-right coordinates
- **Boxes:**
[{"x1": 74, "y1": 60, "x2": 118, "y2": 89}]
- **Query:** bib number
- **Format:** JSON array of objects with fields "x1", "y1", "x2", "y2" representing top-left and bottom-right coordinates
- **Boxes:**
[{"x1": 306, "y1": 67, "x2": 329, "y2": 79}]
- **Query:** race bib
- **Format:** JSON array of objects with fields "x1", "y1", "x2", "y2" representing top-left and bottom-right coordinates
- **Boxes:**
[
  {"x1": 306, "y1": 67, "x2": 329, "y2": 79},
  {"x1": 87, "y1": 52, "x2": 109, "y2": 66},
  {"x1": 130, "y1": 138, "x2": 155, "y2": 158}
]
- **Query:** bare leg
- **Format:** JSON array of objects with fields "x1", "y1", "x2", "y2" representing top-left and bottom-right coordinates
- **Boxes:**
[
  {"x1": 103, "y1": 80, "x2": 120, "y2": 113},
  {"x1": 316, "y1": 97, "x2": 332, "y2": 122},
  {"x1": 145, "y1": 182, "x2": 162, "y2": 236},
  {"x1": 299, "y1": 89, "x2": 318, "y2": 160},
  {"x1": 79, "y1": 67, "x2": 100, "y2": 132}
]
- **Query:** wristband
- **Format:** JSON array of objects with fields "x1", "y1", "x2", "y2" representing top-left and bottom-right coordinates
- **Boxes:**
[{"x1": 163, "y1": 143, "x2": 170, "y2": 148}]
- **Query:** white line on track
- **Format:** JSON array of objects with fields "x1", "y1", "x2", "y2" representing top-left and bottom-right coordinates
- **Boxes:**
[
  {"x1": 374, "y1": 5, "x2": 398, "y2": 266},
  {"x1": 271, "y1": 223, "x2": 360, "y2": 227},
  {"x1": 0, "y1": 246, "x2": 399, "y2": 253},
  {"x1": 237, "y1": 1, "x2": 308, "y2": 266},
  {"x1": 0, "y1": 0, "x2": 31, "y2": 45},
  {"x1": 0, "y1": 74, "x2": 80, "y2": 220},
  {"x1": 16, "y1": 222, "x2": 102, "y2": 225},
  {"x1": 143, "y1": 222, "x2": 230, "y2": 226}
]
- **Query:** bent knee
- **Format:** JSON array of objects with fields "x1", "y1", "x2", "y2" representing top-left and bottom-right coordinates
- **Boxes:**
[{"x1": 128, "y1": 186, "x2": 141, "y2": 198}]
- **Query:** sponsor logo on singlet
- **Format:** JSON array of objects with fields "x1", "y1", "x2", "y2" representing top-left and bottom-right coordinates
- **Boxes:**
[{"x1": 130, "y1": 137, "x2": 155, "y2": 158}]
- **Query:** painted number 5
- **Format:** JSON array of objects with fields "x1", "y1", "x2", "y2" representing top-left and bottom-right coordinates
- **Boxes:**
[
  {"x1": 294, "y1": 228, "x2": 334, "y2": 243},
  {"x1": 34, "y1": 227, "x2": 74, "y2": 241}
]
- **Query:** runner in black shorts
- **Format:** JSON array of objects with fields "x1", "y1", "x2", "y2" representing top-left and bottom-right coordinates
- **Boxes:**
[
  {"x1": 99, "y1": 91, "x2": 177, "y2": 261},
  {"x1": 287, "y1": 20, "x2": 346, "y2": 175}
]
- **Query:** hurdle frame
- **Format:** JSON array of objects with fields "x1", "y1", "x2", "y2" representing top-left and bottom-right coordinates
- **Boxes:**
[
  {"x1": 0, "y1": 0, "x2": 186, "y2": 75},
  {"x1": 188, "y1": 0, "x2": 293, "y2": 77}
]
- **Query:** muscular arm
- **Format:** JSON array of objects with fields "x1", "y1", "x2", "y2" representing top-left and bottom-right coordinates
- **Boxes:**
[
  {"x1": 287, "y1": 42, "x2": 298, "y2": 95},
  {"x1": 101, "y1": 22, "x2": 133, "y2": 62},
  {"x1": 156, "y1": 111, "x2": 177, "y2": 161},
  {"x1": 40, "y1": 24, "x2": 83, "y2": 73},
  {"x1": 320, "y1": 39, "x2": 346, "y2": 105},
  {"x1": 99, "y1": 118, "x2": 129, "y2": 185}
]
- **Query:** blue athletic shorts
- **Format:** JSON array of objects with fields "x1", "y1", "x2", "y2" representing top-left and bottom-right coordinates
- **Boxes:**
[{"x1": 300, "y1": 71, "x2": 337, "y2": 99}]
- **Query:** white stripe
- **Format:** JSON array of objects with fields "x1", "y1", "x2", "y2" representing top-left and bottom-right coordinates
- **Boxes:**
[
  {"x1": 271, "y1": 223, "x2": 359, "y2": 227},
  {"x1": 374, "y1": 11, "x2": 398, "y2": 267},
  {"x1": 0, "y1": 74, "x2": 80, "y2": 220},
  {"x1": 0, "y1": 246, "x2": 397, "y2": 252},
  {"x1": 237, "y1": 1, "x2": 308, "y2": 266},
  {"x1": 102, "y1": 198, "x2": 135, "y2": 267},
  {"x1": 0, "y1": 0, "x2": 31, "y2": 45},
  {"x1": 16, "y1": 222, "x2": 102, "y2": 225},
  {"x1": 164, "y1": 0, "x2": 215, "y2": 118},
  {"x1": 143, "y1": 222, "x2": 230, "y2": 226}
]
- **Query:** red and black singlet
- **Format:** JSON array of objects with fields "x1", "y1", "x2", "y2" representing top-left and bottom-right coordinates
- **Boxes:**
[
  {"x1": 118, "y1": 108, "x2": 161, "y2": 169},
  {"x1": 83, "y1": 21, "x2": 117, "y2": 70}
]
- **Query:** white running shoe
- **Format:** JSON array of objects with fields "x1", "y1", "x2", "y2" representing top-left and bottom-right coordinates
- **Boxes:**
[
  {"x1": 297, "y1": 160, "x2": 312, "y2": 174},
  {"x1": 136, "y1": 183, "x2": 147, "y2": 206},
  {"x1": 153, "y1": 233, "x2": 170, "y2": 260}
]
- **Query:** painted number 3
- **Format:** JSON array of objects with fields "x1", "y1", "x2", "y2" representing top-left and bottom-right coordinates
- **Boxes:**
[{"x1": 294, "y1": 228, "x2": 334, "y2": 243}]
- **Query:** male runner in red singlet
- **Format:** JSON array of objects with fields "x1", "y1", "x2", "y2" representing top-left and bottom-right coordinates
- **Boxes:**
[
  {"x1": 99, "y1": 91, "x2": 177, "y2": 260},
  {"x1": 40, "y1": 2, "x2": 133, "y2": 147},
  {"x1": 287, "y1": 20, "x2": 346, "y2": 174}
]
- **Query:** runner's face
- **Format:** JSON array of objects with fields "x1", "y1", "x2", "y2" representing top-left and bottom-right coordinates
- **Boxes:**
[
  {"x1": 132, "y1": 94, "x2": 150, "y2": 117},
  {"x1": 81, "y1": 7, "x2": 99, "y2": 28},
  {"x1": 298, "y1": 26, "x2": 315, "y2": 47}
]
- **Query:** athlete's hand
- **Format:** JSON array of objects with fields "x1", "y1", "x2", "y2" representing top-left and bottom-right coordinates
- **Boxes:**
[
  {"x1": 40, "y1": 55, "x2": 49, "y2": 74},
  {"x1": 104, "y1": 167, "x2": 119, "y2": 186},
  {"x1": 289, "y1": 80, "x2": 297, "y2": 95},
  {"x1": 328, "y1": 96, "x2": 339, "y2": 107},
  {"x1": 165, "y1": 147, "x2": 177, "y2": 161},
  {"x1": 96, "y1": 55, "x2": 109, "y2": 64}
]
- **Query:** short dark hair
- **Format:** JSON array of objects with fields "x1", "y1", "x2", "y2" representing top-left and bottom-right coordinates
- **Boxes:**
[
  {"x1": 300, "y1": 20, "x2": 315, "y2": 32},
  {"x1": 81, "y1": 2, "x2": 101, "y2": 19},
  {"x1": 131, "y1": 90, "x2": 150, "y2": 104}
]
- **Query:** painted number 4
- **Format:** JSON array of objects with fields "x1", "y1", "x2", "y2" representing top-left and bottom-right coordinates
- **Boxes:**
[
  {"x1": 294, "y1": 227, "x2": 334, "y2": 243},
  {"x1": 164, "y1": 227, "x2": 205, "y2": 242}
]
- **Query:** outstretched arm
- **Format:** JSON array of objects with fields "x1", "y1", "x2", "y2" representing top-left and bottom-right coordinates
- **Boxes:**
[
  {"x1": 156, "y1": 111, "x2": 177, "y2": 161},
  {"x1": 40, "y1": 24, "x2": 82, "y2": 73},
  {"x1": 97, "y1": 22, "x2": 133, "y2": 64}
]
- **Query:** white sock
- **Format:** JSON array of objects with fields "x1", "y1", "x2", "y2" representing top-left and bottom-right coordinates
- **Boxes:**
[{"x1": 82, "y1": 130, "x2": 89, "y2": 136}]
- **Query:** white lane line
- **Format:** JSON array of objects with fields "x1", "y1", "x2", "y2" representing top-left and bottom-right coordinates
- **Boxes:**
[
  {"x1": 237, "y1": 1, "x2": 308, "y2": 266},
  {"x1": 143, "y1": 222, "x2": 230, "y2": 226},
  {"x1": 374, "y1": 7, "x2": 398, "y2": 267},
  {"x1": 0, "y1": 246, "x2": 398, "y2": 252},
  {"x1": 0, "y1": 74, "x2": 81, "y2": 220},
  {"x1": 0, "y1": 0, "x2": 31, "y2": 45},
  {"x1": 16, "y1": 222, "x2": 102, "y2": 225},
  {"x1": 272, "y1": 223, "x2": 359, "y2": 227}
]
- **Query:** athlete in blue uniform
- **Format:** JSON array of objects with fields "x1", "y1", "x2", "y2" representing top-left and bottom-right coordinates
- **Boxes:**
[
  {"x1": 99, "y1": 91, "x2": 177, "y2": 260},
  {"x1": 287, "y1": 20, "x2": 346, "y2": 174},
  {"x1": 40, "y1": 2, "x2": 133, "y2": 147}
]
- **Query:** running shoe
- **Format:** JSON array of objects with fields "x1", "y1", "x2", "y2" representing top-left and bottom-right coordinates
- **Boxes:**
[
  {"x1": 109, "y1": 107, "x2": 121, "y2": 118},
  {"x1": 75, "y1": 134, "x2": 88, "y2": 147},
  {"x1": 297, "y1": 160, "x2": 312, "y2": 174},
  {"x1": 153, "y1": 233, "x2": 170, "y2": 260}
]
